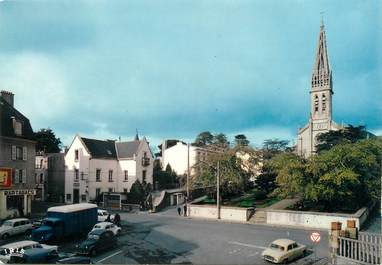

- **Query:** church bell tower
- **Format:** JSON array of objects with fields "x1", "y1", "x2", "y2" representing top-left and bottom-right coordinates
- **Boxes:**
[{"x1": 297, "y1": 19, "x2": 342, "y2": 158}]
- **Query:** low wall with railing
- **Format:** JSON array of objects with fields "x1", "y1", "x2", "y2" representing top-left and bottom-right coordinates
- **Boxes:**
[
  {"x1": 266, "y1": 207, "x2": 370, "y2": 230},
  {"x1": 188, "y1": 204, "x2": 254, "y2": 222}
]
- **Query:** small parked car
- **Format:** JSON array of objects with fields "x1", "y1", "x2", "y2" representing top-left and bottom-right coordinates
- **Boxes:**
[
  {"x1": 0, "y1": 218, "x2": 33, "y2": 239},
  {"x1": 97, "y1": 210, "x2": 114, "y2": 222},
  {"x1": 9, "y1": 248, "x2": 60, "y2": 264},
  {"x1": 76, "y1": 229, "x2": 117, "y2": 256},
  {"x1": 262, "y1": 239, "x2": 306, "y2": 264},
  {"x1": 89, "y1": 222, "x2": 121, "y2": 236},
  {"x1": 56, "y1": 256, "x2": 93, "y2": 264},
  {"x1": 0, "y1": 240, "x2": 58, "y2": 263}
]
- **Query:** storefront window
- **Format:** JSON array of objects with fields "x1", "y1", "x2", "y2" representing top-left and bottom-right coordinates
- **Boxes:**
[{"x1": 6, "y1": 195, "x2": 23, "y2": 210}]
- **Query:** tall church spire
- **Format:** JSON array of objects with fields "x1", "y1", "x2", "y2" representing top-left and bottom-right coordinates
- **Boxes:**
[{"x1": 311, "y1": 19, "x2": 332, "y2": 90}]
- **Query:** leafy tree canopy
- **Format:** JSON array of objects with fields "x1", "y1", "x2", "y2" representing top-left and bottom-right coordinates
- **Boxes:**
[
  {"x1": 271, "y1": 138, "x2": 382, "y2": 212},
  {"x1": 35, "y1": 128, "x2": 62, "y2": 153},
  {"x1": 191, "y1": 148, "x2": 251, "y2": 198},
  {"x1": 315, "y1": 124, "x2": 370, "y2": 153},
  {"x1": 234, "y1": 134, "x2": 249, "y2": 147},
  {"x1": 194, "y1": 131, "x2": 214, "y2": 146}
]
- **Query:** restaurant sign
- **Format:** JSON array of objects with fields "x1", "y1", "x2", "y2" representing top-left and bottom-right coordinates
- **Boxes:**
[
  {"x1": 4, "y1": 189, "x2": 36, "y2": 196},
  {"x1": 0, "y1": 168, "x2": 12, "y2": 188}
]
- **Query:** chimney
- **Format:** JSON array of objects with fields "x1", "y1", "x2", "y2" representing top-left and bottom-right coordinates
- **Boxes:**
[{"x1": 1, "y1": 91, "x2": 14, "y2": 107}]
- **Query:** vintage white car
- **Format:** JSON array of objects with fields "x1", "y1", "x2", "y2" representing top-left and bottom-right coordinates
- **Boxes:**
[
  {"x1": 97, "y1": 210, "x2": 115, "y2": 222},
  {"x1": 262, "y1": 239, "x2": 306, "y2": 264},
  {"x1": 0, "y1": 218, "x2": 34, "y2": 239},
  {"x1": 89, "y1": 222, "x2": 121, "y2": 236},
  {"x1": 0, "y1": 240, "x2": 58, "y2": 263}
]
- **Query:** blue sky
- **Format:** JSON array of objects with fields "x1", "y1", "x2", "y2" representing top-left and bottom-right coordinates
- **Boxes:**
[{"x1": 0, "y1": 0, "x2": 380, "y2": 149}]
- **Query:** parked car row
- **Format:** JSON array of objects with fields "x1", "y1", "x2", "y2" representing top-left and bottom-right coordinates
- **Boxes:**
[{"x1": 0, "y1": 204, "x2": 123, "y2": 264}]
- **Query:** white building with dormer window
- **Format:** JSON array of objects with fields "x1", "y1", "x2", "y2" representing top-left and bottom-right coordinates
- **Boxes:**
[{"x1": 64, "y1": 134, "x2": 154, "y2": 206}]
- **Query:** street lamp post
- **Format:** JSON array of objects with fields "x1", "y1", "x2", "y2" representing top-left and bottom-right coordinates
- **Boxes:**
[
  {"x1": 187, "y1": 143, "x2": 190, "y2": 200},
  {"x1": 217, "y1": 160, "x2": 220, "y2": 219}
]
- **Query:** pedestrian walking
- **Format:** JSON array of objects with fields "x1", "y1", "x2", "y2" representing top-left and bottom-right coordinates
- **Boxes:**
[
  {"x1": 177, "y1": 206, "x2": 181, "y2": 216},
  {"x1": 105, "y1": 213, "x2": 111, "y2": 222},
  {"x1": 114, "y1": 213, "x2": 121, "y2": 227},
  {"x1": 183, "y1": 204, "x2": 187, "y2": 217}
]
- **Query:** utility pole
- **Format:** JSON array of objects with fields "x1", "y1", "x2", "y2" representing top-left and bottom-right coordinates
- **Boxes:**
[
  {"x1": 217, "y1": 160, "x2": 220, "y2": 219},
  {"x1": 187, "y1": 143, "x2": 190, "y2": 201}
]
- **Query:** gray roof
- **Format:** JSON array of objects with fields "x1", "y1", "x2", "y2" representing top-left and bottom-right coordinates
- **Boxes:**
[
  {"x1": 81, "y1": 137, "x2": 117, "y2": 159},
  {"x1": 116, "y1": 141, "x2": 141, "y2": 159}
]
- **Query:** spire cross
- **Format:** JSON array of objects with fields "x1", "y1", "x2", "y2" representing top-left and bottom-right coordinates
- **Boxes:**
[{"x1": 320, "y1": 11, "x2": 325, "y2": 28}]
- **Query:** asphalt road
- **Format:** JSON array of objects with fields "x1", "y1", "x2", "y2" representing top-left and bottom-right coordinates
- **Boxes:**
[
  {"x1": 0, "y1": 211, "x2": 330, "y2": 264},
  {"x1": 94, "y1": 211, "x2": 330, "y2": 264}
]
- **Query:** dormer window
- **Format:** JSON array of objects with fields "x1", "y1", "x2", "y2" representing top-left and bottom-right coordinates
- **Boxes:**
[{"x1": 12, "y1": 118, "x2": 22, "y2": 136}]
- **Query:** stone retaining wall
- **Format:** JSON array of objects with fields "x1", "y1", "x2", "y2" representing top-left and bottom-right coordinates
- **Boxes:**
[
  {"x1": 266, "y1": 207, "x2": 370, "y2": 230},
  {"x1": 189, "y1": 204, "x2": 254, "y2": 222}
]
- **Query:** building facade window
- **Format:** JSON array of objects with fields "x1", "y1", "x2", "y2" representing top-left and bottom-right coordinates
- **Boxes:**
[
  {"x1": 142, "y1": 170, "x2": 146, "y2": 183},
  {"x1": 123, "y1": 189, "x2": 127, "y2": 193},
  {"x1": 81, "y1": 195, "x2": 87, "y2": 202},
  {"x1": 108, "y1": 170, "x2": 113, "y2": 182},
  {"x1": 66, "y1": 194, "x2": 72, "y2": 201},
  {"x1": 96, "y1": 188, "x2": 101, "y2": 198},
  {"x1": 39, "y1": 173, "x2": 43, "y2": 183},
  {"x1": 74, "y1": 169, "x2": 79, "y2": 181},
  {"x1": 108, "y1": 188, "x2": 113, "y2": 193},
  {"x1": 124, "y1": 170, "x2": 128, "y2": 181},
  {"x1": 74, "y1": 150, "x2": 79, "y2": 161},
  {"x1": 81, "y1": 172, "x2": 85, "y2": 180},
  {"x1": 96, "y1": 169, "x2": 101, "y2": 182}
]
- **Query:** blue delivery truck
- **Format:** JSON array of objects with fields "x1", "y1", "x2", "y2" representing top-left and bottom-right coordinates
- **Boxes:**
[{"x1": 32, "y1": 203, "x2": 97, "y2": 243}]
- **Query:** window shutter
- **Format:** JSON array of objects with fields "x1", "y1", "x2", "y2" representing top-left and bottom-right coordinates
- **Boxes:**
[
  {"x1": 22, "y1": 147, "x2": 27, "y2": 161},
  {"x1": 12, "y1": 146, "x2": 16, "y2": 160},
  {"x1": 14, "y1": 170, "x2": 19, "y2": 184},
  {"x1": 22, "y1": 170, "x2": 27, "y2": 183}
]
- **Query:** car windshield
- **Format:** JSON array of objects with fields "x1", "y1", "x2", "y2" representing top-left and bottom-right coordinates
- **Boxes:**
[
  {"x1": 2, "y1": 221, "x2": 13, "y2": 227},
  {"x1": 88, "y1": 234, "x2": 99, "y2": 240},
  {"x1": 270, "y1": 244, "x2": 284, "y2": 251}
]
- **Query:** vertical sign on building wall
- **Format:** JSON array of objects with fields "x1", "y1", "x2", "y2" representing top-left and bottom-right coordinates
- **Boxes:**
[{"x1": 0, "y1": 168, "x2": 12, "y2": 188}]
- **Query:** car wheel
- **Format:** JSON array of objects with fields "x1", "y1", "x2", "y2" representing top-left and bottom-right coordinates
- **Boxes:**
[
  {"x1": 2, "y1": 233, "x2": 9, "y2": 240},
  {"x1": 90, "y1": 248, "x2": 97, "y2": 256}
]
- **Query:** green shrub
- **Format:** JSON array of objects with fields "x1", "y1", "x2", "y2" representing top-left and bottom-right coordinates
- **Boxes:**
[
  {"x1": 252, "y1": 190, "x2": 267, "y2": 200},
  {"x1": 238, "y1": 200, "x2": 255, "y2": 208}
]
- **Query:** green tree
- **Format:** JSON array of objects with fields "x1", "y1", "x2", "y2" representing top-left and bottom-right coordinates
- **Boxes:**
[
  {"x1": 35, "y1": 128, "x2": 62, "y2": 153},
  {"x1": 128, "y1": 180, "x2": 145, "y2": 204},
  {"x1": 194, "y1": 131, "x2": 214, "y2": 147},
  {"x1": 191, "y1": 149, "x2": 250, "y2": 198},
  {"x1": 234, "y1": 134, "x2": 249, "y2": 147},
  {"x1": 255, "y1": 139, "x2": 290, "y2": 193},
  {"x1": 271, "y1": 138, "x2": 382, "y2": 212},
  {"x1": 212, "y1": 133, "x2": 229, "y2": 147},
  {"x1": 153, "y1": 163, "x2": 178, "y2": 190},
  {"x1": 315, "y1": 125, "x2": 369, "y2": 153},
  {"x1": 271, "y1": 153, "x2": 307, "y2": 198},
  {"x1": 262, "y1": 139, "x2": 290, "y2": 159}
]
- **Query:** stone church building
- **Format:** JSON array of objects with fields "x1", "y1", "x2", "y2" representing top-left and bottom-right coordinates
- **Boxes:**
[{"x1": 297, "y1": 21, "x2": 343, "y2": 158}]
